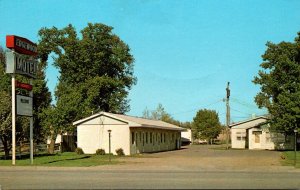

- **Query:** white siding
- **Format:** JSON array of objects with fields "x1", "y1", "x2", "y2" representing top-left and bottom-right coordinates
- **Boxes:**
[
  {"x1": 77, "y1": 115, "x2": 130, "y2": 155},
  {"x1": 231, "y1": 128, "x2": 247, "y2": 149},
  {"x1": 102, "y1": 124, "x2": 130, "y2": 155},
  {"x1": 181, "y1": 129, "x2": 192, "y2": 142},
  {"x1": 248, "y1": 128, "x2": 275, "y2": 150},
  {"x1": 77, "y1": 124, "x2": 101, "y2": 154}
]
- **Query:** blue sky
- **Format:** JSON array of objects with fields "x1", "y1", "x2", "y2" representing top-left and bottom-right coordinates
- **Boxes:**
[{"x1": 1, "y1": 0, "x2": 300, "y2": 124}]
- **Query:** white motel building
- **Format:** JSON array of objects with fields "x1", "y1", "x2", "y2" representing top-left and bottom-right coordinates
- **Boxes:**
[
  {"x1": 230, "y1": 116, "x2": 275, "y2": 150},
  {"x1": 73, "y1": 112, "x2": 184, "y2": 155}
]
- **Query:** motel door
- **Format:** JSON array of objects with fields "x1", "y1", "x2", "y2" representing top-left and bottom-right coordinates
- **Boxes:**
[{"x1": 252, "y1": 131, "x2": 262, "y2": 149}]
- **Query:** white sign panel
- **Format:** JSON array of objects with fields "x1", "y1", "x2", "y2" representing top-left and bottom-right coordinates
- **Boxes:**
[
  {"x1": 6, "y1": 51, "x2": 37, "y2": 78},
  {"x1": 16, "y1": 95, "x2": 33, "y2": 117}
]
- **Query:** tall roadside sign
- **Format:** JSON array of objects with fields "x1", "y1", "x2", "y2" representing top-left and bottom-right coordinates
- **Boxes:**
[{"x1": 6, "y1": 35, "x2": 38, "y2": 165}]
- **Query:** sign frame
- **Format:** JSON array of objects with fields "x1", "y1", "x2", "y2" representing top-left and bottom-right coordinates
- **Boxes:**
[
  {"x1": 16, "y1": 95, "x2": 33, "y2": 117},
  {"x1": 16, "y1": 81, "x2": 33, "y2": 91},
  {"x1": 6, "y1": 51, "x2": 37, "y2": 78},
  {"x1": 6, "y1": 35, "x2": 38, "y2": 56}
]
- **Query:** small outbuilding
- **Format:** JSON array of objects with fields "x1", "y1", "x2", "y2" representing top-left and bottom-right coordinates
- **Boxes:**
[
  {"x1": 230, "y1": 116, "x2": 275, "y2": 150},
  {"x1": 181, "y1": 128, "x2": 192, "y2": 145},
  {"x1": 73, "y1": 112, "x2": 184, "y2": 155}
]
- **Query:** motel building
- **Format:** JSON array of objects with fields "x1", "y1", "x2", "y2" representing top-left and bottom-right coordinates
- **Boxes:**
[
  {"x1": 73, "y1": 112, "x2": 184, "y2": 155},
  {"x1": 230, "y1": 116, "x2": 275, "y2": 150}
]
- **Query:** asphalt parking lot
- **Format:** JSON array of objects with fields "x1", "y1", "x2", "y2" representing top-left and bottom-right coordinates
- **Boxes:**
[{"x1": 110, "y1": 144, "x2": 286, "y2": 172}]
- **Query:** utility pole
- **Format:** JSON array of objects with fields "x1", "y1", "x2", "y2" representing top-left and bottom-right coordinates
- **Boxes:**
[{"x1": 226, "y1": 82, "x2": 230, "y2": 149}]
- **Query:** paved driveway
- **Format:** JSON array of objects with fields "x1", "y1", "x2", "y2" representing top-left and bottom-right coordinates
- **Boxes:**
[{"x1": 106, "y1": 144, "x2": 287, "y2": 172}]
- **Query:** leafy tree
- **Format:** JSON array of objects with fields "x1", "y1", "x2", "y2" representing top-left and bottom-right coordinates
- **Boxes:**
[
  {"x1": 253, "y1": 32, "x2": 300, "y2": 134},
  {"x1": 33, "y1": 49, "x2": 52, "y2": 143},
  {"x1": 142, "y1": 104, "x2": 181, "y2": 126},
  {"x1": 192, "y1": 109, "x2": 222, "y2": 144},
  {"x1": 38, "y1": 23, "x2": 136, "y2": 152}
]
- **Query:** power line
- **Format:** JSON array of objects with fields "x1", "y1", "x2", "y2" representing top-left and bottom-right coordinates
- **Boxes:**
[
  {"x1": 231, "y1": 97, "x2": 261, "y2": 110},
  {"x1": 230, "y1": 107, "x2": 253, "y2": 115},
  {"x1": 170, "y1": 99, "x2": 223, "y2": 116}
]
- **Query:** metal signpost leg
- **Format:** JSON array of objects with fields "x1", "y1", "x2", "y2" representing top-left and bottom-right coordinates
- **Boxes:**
[
  {"x1": 12, "y1": 74, "x2": 16, "y2": 165},
  {"x1": 109, "y1": 133, "x2": 111, "y2": 162},
  {"x1": 294, "y1": 129, "x2": 297, "y2": 168},
  {"x1": 108, "y1": 129, "x2": 112, "y2": 163},
  {"x1": 30, "y1": 79, "x2": 33, "y2": 164}
]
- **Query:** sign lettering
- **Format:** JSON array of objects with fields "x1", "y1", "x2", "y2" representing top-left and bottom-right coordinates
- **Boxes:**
[
  {"x1": 16, "y1": 81, "x2": 33, "y2": 91},
  {"x1": 6, "y1": 51, "x2": 37, "y2": 78},
  {"x1": 6, "y1": 35, "x2": 38, "y2": 56}
]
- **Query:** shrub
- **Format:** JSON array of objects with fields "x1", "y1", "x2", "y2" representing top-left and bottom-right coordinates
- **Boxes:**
[
  {"x1": 115, "y1": 148, "x2": 125, "y2": 156},
  {"x1": 96, "y1": 149, "x2": 106, "y2": 155},
  {"x1": 75, "y1": 147, "x2": 84, "y2": 155}
]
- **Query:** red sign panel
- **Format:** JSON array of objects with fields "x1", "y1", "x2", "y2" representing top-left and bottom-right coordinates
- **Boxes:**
[
  {"x1": 16, "y1": 81, "x2": 33, "y2": 91},
  {"x1": 6, "y1": 35, "x2": 38, "y2": 56}
]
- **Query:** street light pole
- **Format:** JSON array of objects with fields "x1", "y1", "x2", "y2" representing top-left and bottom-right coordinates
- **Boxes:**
[
  {"x1": 108, "y1": 129, "x2": 112, "y2": 163},
  {"x1": 294, "y1": 129, "x2": 297, "y2": 167}
]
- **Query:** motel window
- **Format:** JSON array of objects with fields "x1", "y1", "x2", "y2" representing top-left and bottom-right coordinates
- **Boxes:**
[
  {"x1": 136, "y1": 133, "x2": 138, "y2": 145},
  {"x1": 150, "y1": 132, "x2": 152, "y2": 144},
  {"x1": 146, "y1": 132, "x2": 148, "y2": 143},
  {"x1": 131, "y1": 132, "x2": 135, "y2": 144},
  {"x1": 236, "y1": 132, "x2": 246, "y2": 141},
  {"x1": 164, "y1": 133, "x2": 166, "y2": 143},
  {"x1": 143, "y1": 133, "x2": 145, "y2": 146},
  {"x1": 153, "y1": 134, "x2": 155, "y2": 145},
  {"x1": 140, "y1": 132, "x2": 142, "y2": 142},
  {"x1": 161, "y1": 133, "x2": 163, "y2": 143}
]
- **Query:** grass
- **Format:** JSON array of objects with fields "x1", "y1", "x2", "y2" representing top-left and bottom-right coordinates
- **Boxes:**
[
  {"x1": 0, "y1": 152, "x2": 121, "y2": 167},
  {"x1": 280, "y1": 151, "x2": 300, "y2": 168}
]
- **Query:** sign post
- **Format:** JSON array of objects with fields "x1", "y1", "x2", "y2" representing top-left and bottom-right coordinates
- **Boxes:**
[
  {"x1": 6, "y1": 35, "x2": 37, "y2": 165},
  {"x1": 30, "y1": 79, "x2": 33, "y2": 164},
  {"x1": 12, "y1": 73, "x2": 16, "y2": 165}
]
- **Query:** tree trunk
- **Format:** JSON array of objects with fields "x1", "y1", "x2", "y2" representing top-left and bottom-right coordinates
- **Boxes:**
[
  {"x1": 47, "y1": 126, "x2": 56, "y2": 154},
  {"x1": 48, "y1": 138, "x2": 55, "y2": 154},
  {"x1": 1, "y1": 136, "x2": 11, "y2": 160}
]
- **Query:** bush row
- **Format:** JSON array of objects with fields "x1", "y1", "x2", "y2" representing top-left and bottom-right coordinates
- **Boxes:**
[{"x1": 75, "y1": 147, "x2": 125, "y2": 156}]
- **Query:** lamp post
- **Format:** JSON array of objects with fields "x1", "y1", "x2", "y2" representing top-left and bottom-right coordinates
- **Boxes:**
[
  {"x1": 108, "y1": 129, "x2": 112, "y2": 163},
  {"x1": 294, "y1": 129, "x2": 298, "y2": 167}
]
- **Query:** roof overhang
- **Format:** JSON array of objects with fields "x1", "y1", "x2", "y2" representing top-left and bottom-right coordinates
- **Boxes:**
[{"x1": 129, "y1": 124, "x2": 185, "y2": 131}]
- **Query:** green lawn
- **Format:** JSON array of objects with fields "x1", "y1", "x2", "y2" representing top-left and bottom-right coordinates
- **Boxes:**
[
  {"x1": 280, "y1": 151, "x2": 300, "y2": 168},
  {"x1": 0, "y1": 152, "x2": 121, "y2": 167}
]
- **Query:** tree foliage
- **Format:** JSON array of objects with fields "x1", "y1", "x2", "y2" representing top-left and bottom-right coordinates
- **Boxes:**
[
  {"x1": 253, "y1": 32, "x2": 300, "y2": 134},
  {"x1": 37, "y1": 23, "x2": 136, "y2": 142},
  {"x1": 0, "y1": 50, "x2": 12, "y2": 158},
  {"x1": 192, "y1": 109, "x2": 222, "y2": 143},
  {"x1": 142, "y1": 103, "x2": 191, "y2": 127}
]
